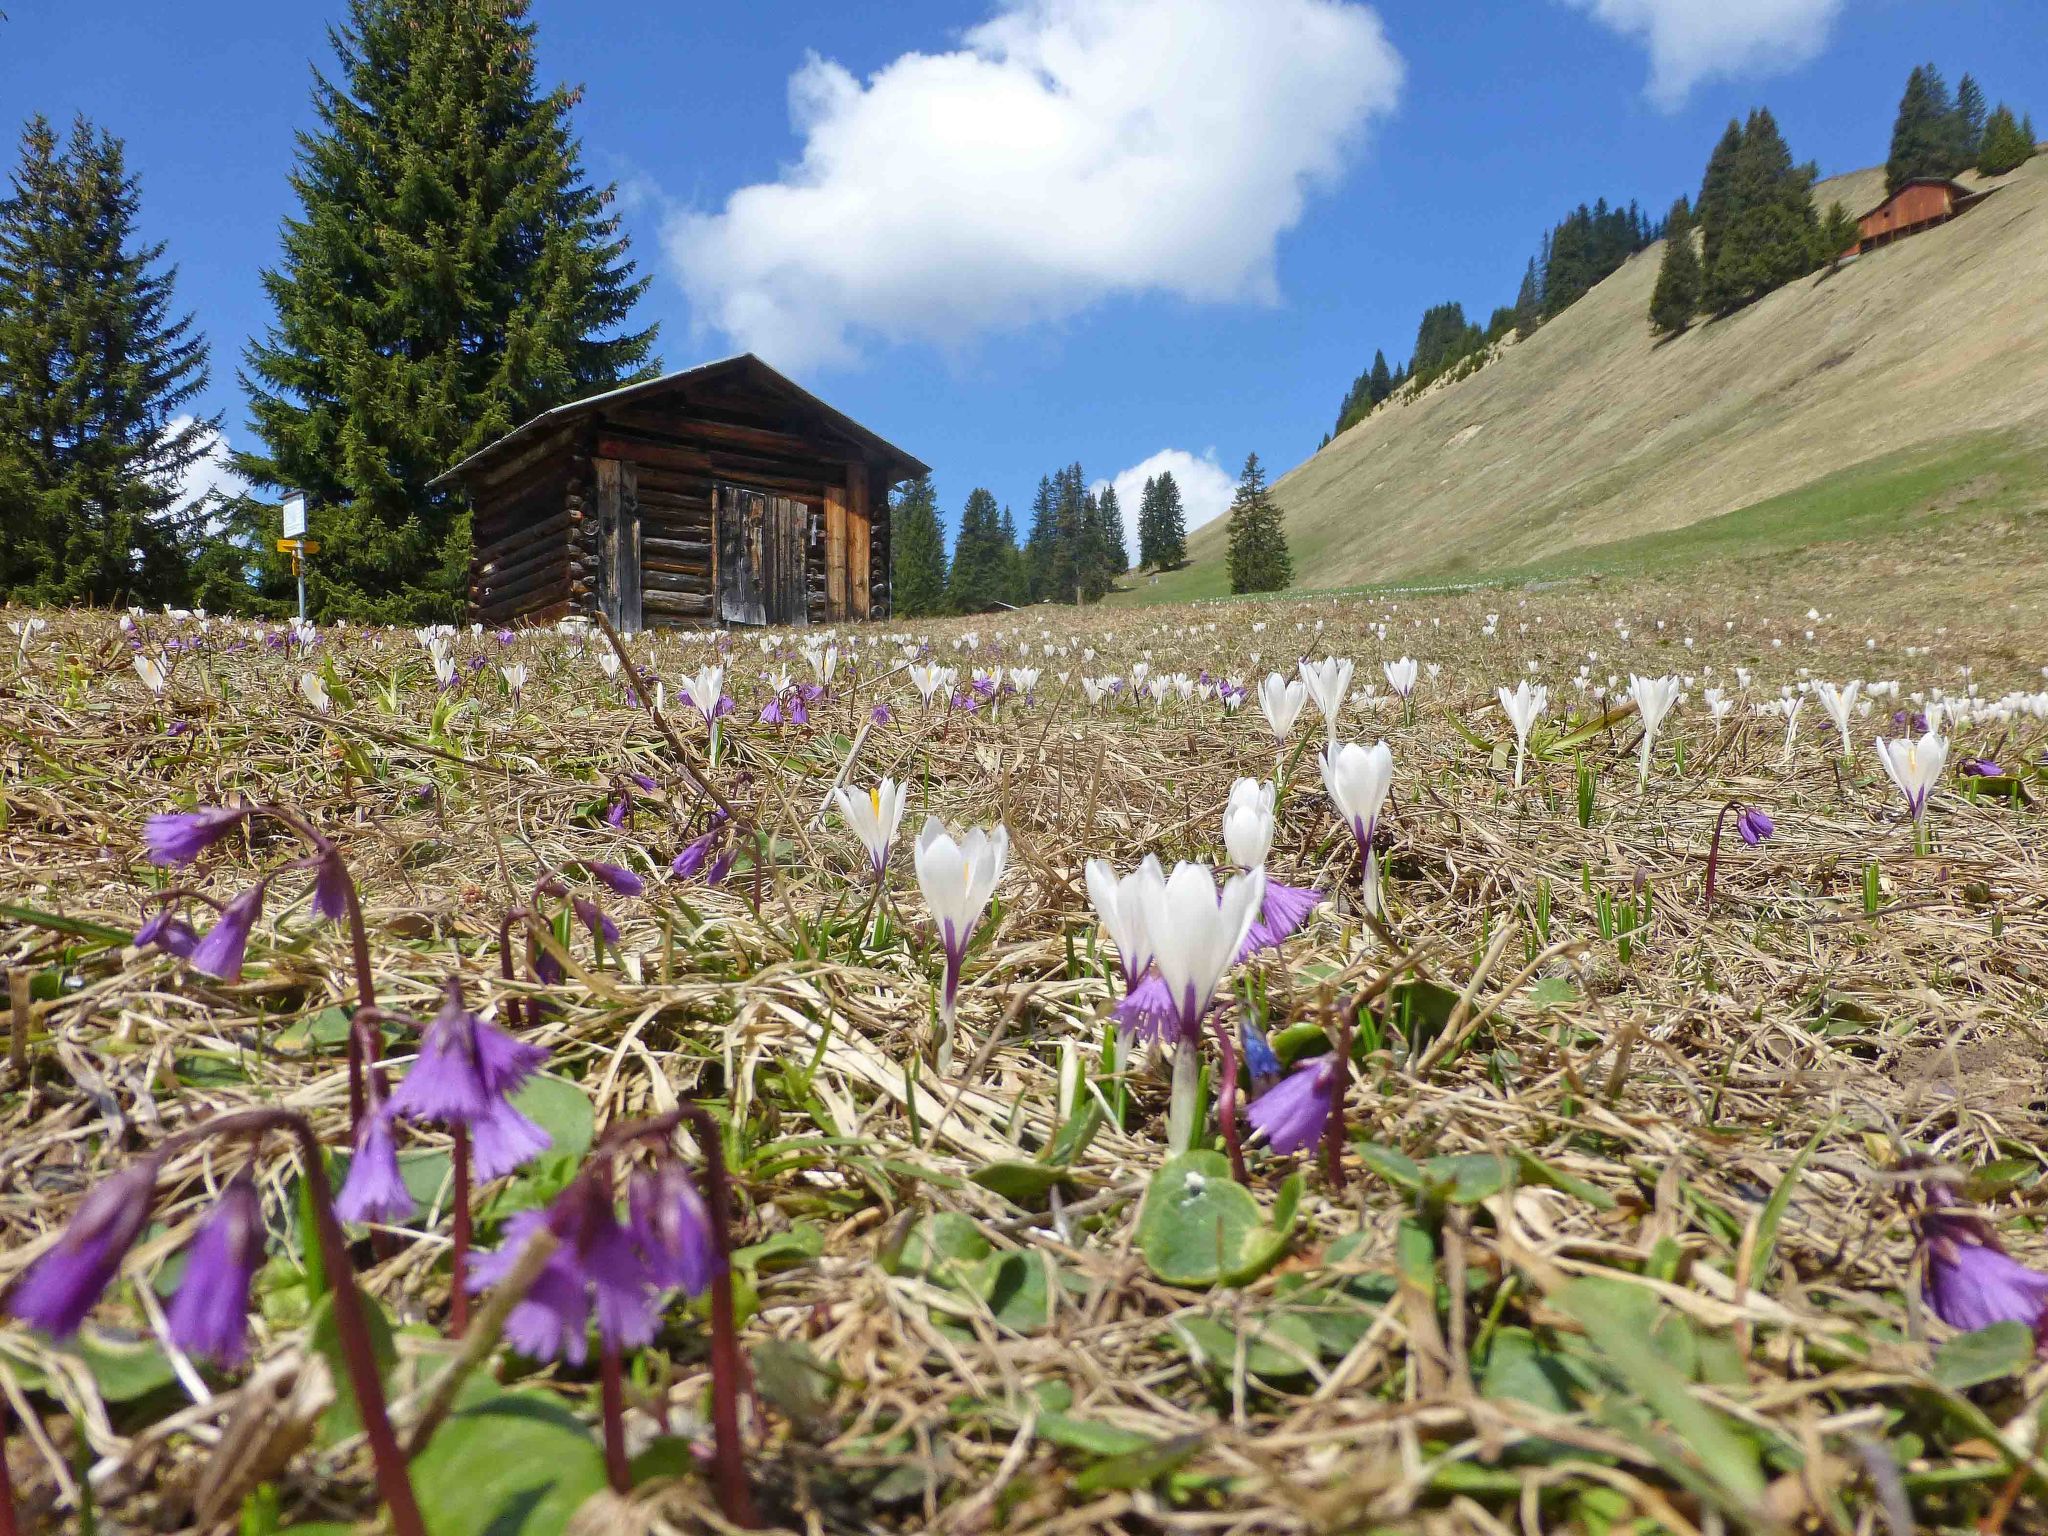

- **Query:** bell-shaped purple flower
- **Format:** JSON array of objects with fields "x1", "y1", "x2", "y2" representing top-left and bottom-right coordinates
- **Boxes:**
[
  {"x1": 871, "y1": 703, "x2": 893, "y2": 725},
  {"x1": 1916, "y1": 1194, "x2": 2048, "y2": 1345},
  {"x1": 1246, "y1": 1054, "x2": 1339, "y2": 1156},
  {"x1": 706, "y1": 850, "x2": 735, "y2": 887},
  {"x1": 144, "y1": 804, "x2": 248, "y2": 867},
  {"x1": 1113, "y1": 970, "x2": 1177, "y2": 1043},
  {"x1": 335, "y1": 1105, "x2": 415, "y2": 1226},
  {"x1": 1735, "y1": 807, "x2": 1774, "y2": 847},
  {"x1": 582, "y1": 860, "x2": 645, "y2": 898},
  {"x1": 759, "y1": 696, "x2": 783, "y2": 725},
  {"x1": 387, "y1": 981, "x2": 550, "y2": 1181},
  {"x1": 166, "y1": 1180, "x2": 266, "y2": 1367},
  {"x1": 671, "y1": 832, "x2": 717, "y2": 881},
  {"x1": 469, "y1": 1193, "x2": 657, "y2": 1365},
  {"x1": 5, "y1": 1162, "x2": 156, "y2": 1338},
  {"x1": 190, "y1": 881, "x2": 268, "y2": 982},
  {"x1": 573, "y1": 896, "x2": 619, "y2": 946},
  {"x1": 135, "y1": 907, "x2": 199, "y2": 960},
  {"x1": 629, "y1": 1161, "x2": 716, "y2": 1298},
  {"x1": 1959, "y1": 757, "x2": 2005, "y2": 778},
  {"x1": 309, "y1": 847, "x2": 353, "y2": 922},
  {"x1": 1240, "y1": 1019, "x2": 1282, "y2": 1091}
]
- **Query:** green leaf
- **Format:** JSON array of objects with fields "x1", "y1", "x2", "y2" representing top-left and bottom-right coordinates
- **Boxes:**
[
  {"x1": 1071, "y1": 1433, "x2": 1204, "y2": 1495},
  {"x1": 889, "y1": 1212, "x2": 990, "y2": 1286},
  {"x1": 1752, "y1": 1119, "x2": 1831, "y2": 1291},
  {"x1": 1171, "y1": 1312, "x2": 1321, "y2": 1384},
  {"x1": 510, "y1": 1075, "x2": 595, "y2": 1159},
  {"x1": 1044, "y1": 1100, "x2": 1104, "y2": 1166},
  {"x1": 1353, "y1": 1141, "x2": 1423, "y2": 1193},
  {"x1": 976, "y1": 1250, "x2": 1058, "y2": 1333},
  {"x1": 1480, "y1": 1327, "x2": 1589, "y2": 1414},
  {"x1": 751, "y1": 1338, "x2": 839, "y2": 1430},
  {"x1": 1514, "y1": 1151, "x2": 1618, "y2": 1210},
  {"x1": 1422, "y1": 1152, "x2": 1512, "y2": 1205},
  {"x1": 970, "y1": 1160, "x2": 1075, "y2": 1209},
  {"x1": 1525, "y1": 975, "x2": 1578, "y2": 1009},
  {"x1": 307, "y1": 1291, "x2": 397, "y2": 1447},
  {"x1": 1034, "y1": 1412, "x2": 1153, "y2": 1457},
  {"x1": 1932, "y1": 1321, "x2": 2037, "y2": 1390},
  {"x1": 411, "y1": 1391, "x2": 607, "y2": 1536},
  {"x1": 1136, "y1": 1151, "x2": 1296, "y2": 1288},
  {"x1": 732, "y1": 1223, "x2": 825, "y2": 1275},
  {"x1": 275, "y1": 1007, "x2": 353, "y2": 1055},
  {"x1": 67, "y1": 1330, "x2": 176, "y2": 1403}
]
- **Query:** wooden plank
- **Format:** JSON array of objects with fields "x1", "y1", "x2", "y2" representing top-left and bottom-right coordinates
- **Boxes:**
[
  {"x1": 823, "y1": 485, "x2": 848, "y2": 619},
  {"x1": 848, "y1": 468, "x2": 872, "y2": 621},
  {"x1": 594, "y1": 457, "x2": 623, "y2": 631}
]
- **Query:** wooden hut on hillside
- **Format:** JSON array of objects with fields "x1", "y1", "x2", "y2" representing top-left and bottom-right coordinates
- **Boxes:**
[
  {"x1": 1852, "y1": 177, "x2": 1987, "y2": 254},
  {"x1": 433, "y1": 354, "x2": 927, "y2": 630}
]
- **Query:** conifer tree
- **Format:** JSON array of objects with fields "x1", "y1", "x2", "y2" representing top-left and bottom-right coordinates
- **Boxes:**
[
  {"x1": 238, "y1": 0, "x2": 657, "y2": 621},
  {"x1": 890, "y1": 474, "x2": 948, "y2": 617},
  {"x1": 1152, "y1": 470, "x2": 1187, "y2": 568},
  {"x1": 1887, "y1": 64, "x2": 1964, "y2": 192},
  {"x1": 1079, "y1": 485, "x2": 1126, "y2": 601},
  {"x1": 0, "y1": 115, "x2": 217, "y2": 605},
  {"x1": 1647, "y1": 196, "x2": 1701, "y2": 336},
  {"x1": 1704, "y1": 109, "x2": 1818, "y2": 312},
  {"x1": 1047, "y1": 464, "x2": 1088, "y2": 603},
  {"x1": 1697, "y1": 120, "x2": 1745, "y2": 280},
  {"x1": 1368, "y1": 349, "x2": 1393, "y2": 405},
  {"x1": 1513, "y1": 258, "x2": 1542, "y2": 334},
  {"x1": 1225, "y1": 453, "x2": 1290, "y2": 595},
  {"x1": 945, "y1": 486, "x2": 1008, "y2": 614},
  {"x1": 1955, "y1": 74, "x2": 1988, "y2": 162},
  {"x1": 1022, "y1": 475, "x2": 1058, "y2": 602},
  {"x1": 1978, "y1": 105, "x2": 2036, "y2": 175},
  {"x1": 996, "y1": 505, "x2": 1029, "y2": 607},
  {"x1": 1814, "y1": 201, "x2": 1861, "y2": 264}
]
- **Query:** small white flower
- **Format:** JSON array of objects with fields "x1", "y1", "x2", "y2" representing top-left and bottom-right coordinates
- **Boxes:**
[
  {"x1": 1257, "y1": 673, "x2": 1307, "y2": 743},
  {"x1": 1627, "y1": 673, "x2": 1680, "y2": 785},
  {"x1": 1222, "y1": 778, "x2": 1276, "y2": 869},
  {"x1": 1137, "y1": 862, "x2": 1265, "y2": 1040},
  {"x1": 1498, "y1": 681, "x2": 1548, "y2": 788},
  {"x1": 1874, "y1": 731, "x2": 1948, "y2": 823},
  {"x1": 1085, "y1": 854, "x2": 1163, "y2": 984},
  {"x1": 1384, "y1": 657, "x2": 1418, "y2": 698},
  {"x1": 133, "y1": 653, "x2": 169, "y2": 695},
  {"x1": 683, "y1": 665, "x2": 724, "y2": 721},
  {"x1": 832, "y1": 778, "x2": 908, "y2": 879},
  {"x1": 1299, "y1": 656, "x2": 1354, "y2": 741},
  {"x1": 300, "y1": 671, "x2": 332, "y2": 713},
  {"x1": 913, "y1": 817, "x2": 1009, "y2": 1029}
]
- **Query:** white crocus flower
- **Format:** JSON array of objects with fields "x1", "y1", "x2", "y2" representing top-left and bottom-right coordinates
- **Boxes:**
[
  {"x1": 1384, "y1": 657, "x2": 1418, "y2": 698},
  {"x1": 1498, "y1": 681, "x2": 1547, "y2": 788},
  {"x1": 913, "y1": 817, "x2": 1009, "y2": 1056},
  {"x1": 300, "y1": 671, "x2": 332, "y2": 713},
  {"x1": 1874, "y1": 730, "x2": 1948, "y2": 824},
  {"x1": 1321, "y1": 740, "x2": 1394, "y2": 916},
  {"x1": 832, "y1": 778, "x2": 907, "y2": 881},
  {"x1": 1085, "y1": 854, "x2": 1163, "y2": 986},
  {"x1": 683, "y1": 665, "x2": 724, "y2": 722},
  {"x1": 1813, "y1": 680, "x2": 1861, "y2": 760},
  {"x1": 1258, "y1": 673, "x2": 1307, "y2": 744},
  {"x1": 908, "y1": 662, "x2": 948, "y2": 704},
  {"x1": 1223, "y1": 778, "x2": 1276, "y2": 869},
  {"x1": 500, "y1": 663, "x2": 527, "y2": 700},
  {"x1": 1299, "y1": 656, "x2": 1354, "y2": 743},
  {"x1": 1080, "y1": 677, "x2": 1106, "y2": 706},
  {"x1": 1628, "y1": 673, "x2": 1680, "y2": 786},
  {"x1": 597, "y1": 649, "x2": 622, "y2": 680},
  {"x1": 133, "y1": 653, "x2": 169, "y2": 695},
  {"x1": 1011, "y1": 666, "x2": 1041, "y2": 695},
  {"x1": 1136, "y1": 861, "x2": 1264, "y2": 1042}
]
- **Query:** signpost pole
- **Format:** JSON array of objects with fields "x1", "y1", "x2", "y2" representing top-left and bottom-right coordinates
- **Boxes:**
[{"x1": 281, "y1": 494, "x2": 310, "y2": 625}]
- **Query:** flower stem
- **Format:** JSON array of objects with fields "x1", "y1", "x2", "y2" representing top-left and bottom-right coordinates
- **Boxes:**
[
  {"x1": 676, "y1": 1104, "x2": 761, "y2": 1528},
  {"x1": 1321, "y1": 997, "x2": 1358, "y2": 1194},
  {"x1": 598, "y1": 1340, "x2": 630, "y2": 1493},
  {"x1": 1209, "y1": 1015, "x2": 1247, "y2": 1184},
  {"x1": 450, "y1": 1125, "x2": 471, "y2": 1334},
  {"x1": 1704, "y1": 800, "x2": 1734, "y2": 912}
]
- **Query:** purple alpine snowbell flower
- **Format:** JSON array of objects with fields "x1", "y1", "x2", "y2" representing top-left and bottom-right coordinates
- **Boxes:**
[
  {"x1": 573, "y1": 896, "x2": 620, "y2": 945},
  {"x1": 387, "y1": 980, "x2": 551, "y2": 1180},
  {"x1": 1240, "y1": 881, "x2": 1323, "y2": 958},
  {"x1": 870, "y1": 703, "x2": 894, "y2": 725},
  {"x1": 671, "y1": 832, "x2": 717, "y2": 881},
  {"x1": 628, "y1": 1161, "x2": 717, "y2": 1297},
  {"x1": 1245, "y1": 1053, "x2": 1340, "y2": 1156},
  {"x1": 1959, "y1": 757, "x2": 2005, "y2": 778},
  {"x1": 1112, "y1": 971, "x2": 1176, "y2": 1043},
  {"x1": 1735, "y1": 806, "x2": 1775, "y2": 847},
  {"x1": 166, "y1": 1179, "x2": 266, "y2": 1366},
  {"x1": 583, "y1": 860, "x2": 646, "y2": 898},
  {"x1": 468, "y1": 1193, "x2": 657, "y2": 1365},
  {"x1": 4, "y1": 1162, "x2": 157, "y2": 1338},
  {"x1": 190, "y1": 880, "x2": 269, "y2": 982},
  {"x1": 1241, "y1": 1019, "x2": 1283, "y2": 1092},
  {"x1": 604, "y1": 798, "x2": 629, "y2": 828},
  {"x1": 135, "y1": 907, "x2": 199, "y2": 959},
  {"x1": 335, "y1": 1104, "x2": 415, "y2": 1225},
  {"x1": 309, "y1": 847, "x2": 353, "y2": 922},
  {"x1": 144, "y1": 803, "x2": 248, "y2": 867},
  {"x1": 1915, "y1": 1188, "x2": 2048, "y2": 1346}
]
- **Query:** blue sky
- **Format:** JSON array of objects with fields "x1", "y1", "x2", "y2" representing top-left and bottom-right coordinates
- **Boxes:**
[{"x1": 3, "y1": 0, "x2": 2043, "y2": 549}]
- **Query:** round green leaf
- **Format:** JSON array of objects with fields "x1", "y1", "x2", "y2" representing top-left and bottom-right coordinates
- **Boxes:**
[{"x1": 411, "y1": 1391, "x2": 606, "y2": 1536}]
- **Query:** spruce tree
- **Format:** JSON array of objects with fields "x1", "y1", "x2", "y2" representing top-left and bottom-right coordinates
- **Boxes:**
[
  {"x1": 1814, "y1": 201, "x2": 1861, "y2": 264},
  {"x1": 996, "y1": 505, "x2": 1030, "y2": 607},
  {"x1": 1022, "y1": 475, "x2": 1058, "y2": 602},
  {"x1": 890, "y1": 474, "x2": 948, "y2": 617},
  {"x1": 1647, "y1": 197, "x2": 1701, "y2": 336},
  {"x1": 1887, "y1": 64, "x2": 1964, "y2": 192},
  {"x1": 0, "y1": 115, "x2": 217, "y2": 606},
  {"x1": 1225, "y1": 453, "x2": 1291, "y2": 595},
  {"x1": 1705, "y1": 109, "x2": 1818, "y2": 312},
  {"x1": 1047, "y1": 464, "x2": 1088, "y2": 603},
  {"x1": 946, "y1": 486, "x2": 1008, "y2": 613},
  {"x1": 239, "y1": 0, "x2": 658, "y2": 622},
  {"x1": 1697, "y1": 120, "x2": 1745, "y2": 281},
  {"x1": 1979, "y1": 105, "x2": 2035, "y2": 175},
  {"x1": 1368, "y1": 349, "x2": 1393, "y2": 405},
  {"x1": 1513, "y1": 259, "x2": 1542, "y2": 334},
  {"x1": 1079, "y1": 485, "x2": 1126, "y2": 601},
  {"x1": 1153, "y1": 470, "x2": 1187, "y2": 568},
  {"x1": 1955, "y1": 74, "x2": 1988, "y2": 163}
]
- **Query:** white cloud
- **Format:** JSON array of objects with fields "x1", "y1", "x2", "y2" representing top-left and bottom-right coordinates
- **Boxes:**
[
  {"x1": 666, "y1": 0, "x2": 1402, "y2": 369},
  {"x1": 1093, "y1": 448, "x2": 1236, "y2": 561},
  {"x1": 1563, "y1": 0, "x2": 1844, "y2": 109}
]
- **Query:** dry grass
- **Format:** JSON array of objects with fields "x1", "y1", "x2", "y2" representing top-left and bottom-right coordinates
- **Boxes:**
[{"x1": 2, "y1": 561, "x2": 2047, "y2": 1534}]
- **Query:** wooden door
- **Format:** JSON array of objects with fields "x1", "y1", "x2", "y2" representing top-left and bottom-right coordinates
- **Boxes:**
[{"x1": 715, "y1": 483, "x2": 808, "y2": 627}]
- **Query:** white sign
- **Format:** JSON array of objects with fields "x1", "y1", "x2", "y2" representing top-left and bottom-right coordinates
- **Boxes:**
[{"x1": 282, "y1": 494, "x2": 307, "y2": 540}]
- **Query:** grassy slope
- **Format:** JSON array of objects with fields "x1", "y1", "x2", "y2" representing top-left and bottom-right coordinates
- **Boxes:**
[{"x1": 1112, "y1": 158, "x2": 2048, "y2": 607}]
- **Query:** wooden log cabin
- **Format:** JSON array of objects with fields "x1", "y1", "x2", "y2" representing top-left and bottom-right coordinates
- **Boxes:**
[{"x1": 432, "y1": 354, "x2": 928, "y2": 630}]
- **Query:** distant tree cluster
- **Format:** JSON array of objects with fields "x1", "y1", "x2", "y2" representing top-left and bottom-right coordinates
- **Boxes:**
[
  {"x1": 1135, "y1": 471, "x2": 1188, "y2": 571},
  {"x1": 0, "y1": 116, "x2": 219, "y2": 607},
  {"x1": 892, "y1": 461, "x2": 1135, "y2": 618},
  {"x1": 1225, "y1": 453, "x2": 1290, "y2": 596},
  {"x1": 1326, "y1": 198, "x2": 1654, "y2": 442},
  {"x1": 1888, "y1": 64, "x2": 2034, "y2": 189}
]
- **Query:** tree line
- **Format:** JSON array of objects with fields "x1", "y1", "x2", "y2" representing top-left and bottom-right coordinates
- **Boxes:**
[
  {"x1": 891, "y1": 452, "x2": 1291, "y2": 615},
  {"x1": 1326, "y1": 198, "x2": 1656, "y2": 441},
  {"x1": 1651, "y1": 64, "x2": 2035, "y2": 337},
  {"x1": 0, "y1": 0, "x2": 656, "y2": 619}
]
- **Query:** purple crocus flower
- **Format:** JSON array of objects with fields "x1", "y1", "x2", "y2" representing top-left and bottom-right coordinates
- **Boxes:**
[
  {"x1": 335, "y1": 1106, "x2": 415, "y2": 1226},
  {"x1": 469, "y1": 1196, "x2": 657, "y2": 1365},
  {"x1": 135, "y1": 908, "x2": 199, "y2": 960},
  {"x1": 1959, "y1": 757, "x2": 2005, "y2": 778},
  {"x1": 144, "y1": 803, "x2": 248, "y2": 867},
  {"x1": 583, "y1": 860, "x2": 646, "y2": 898},
  {"x1": 1735, "y1": 806, "x2": 1775, "y2": 847},
  {"x1": 190, "y1": 881, "x2": 268, "y2": 982},
  {"x1": 4, "y1": 1162, "x2": 156, "y2": 1338},
  {"x1": 1915, "y1": 1190, "x2": 2048, "y2": 1346},
  {"x1": 628, "y1": 1161, "x2": 716, "y2": 1297},
  {"x1": 1246, "y1": 1054, "x2": 1340, "y2": 1156},
  {"x1": 387, "y1": 981, "x2": 550, "y2": 1181},
  {"x1": 166, "y1": 1180, "x2": 265, "y2": 1367}
]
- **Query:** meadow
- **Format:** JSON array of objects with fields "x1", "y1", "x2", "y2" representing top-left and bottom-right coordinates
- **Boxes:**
[{"x1": 2, "y1": 561, "x2": 2047, "y2": 1535}]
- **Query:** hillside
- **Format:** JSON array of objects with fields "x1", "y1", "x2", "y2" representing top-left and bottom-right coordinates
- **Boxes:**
[{"x1": 1119, "y1": 157, "x2": 2048, "y2": 603}]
